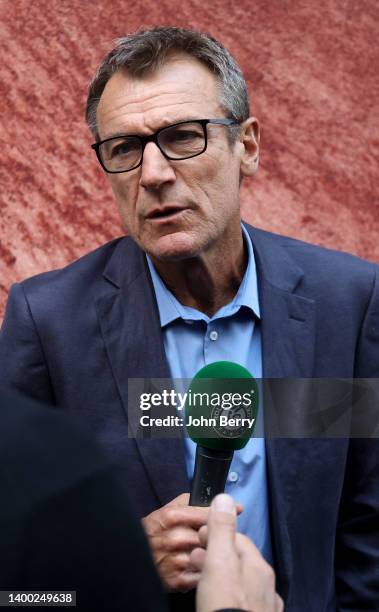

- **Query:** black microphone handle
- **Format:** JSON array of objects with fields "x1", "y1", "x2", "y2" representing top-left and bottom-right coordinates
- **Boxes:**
[{"x1": 189, "y1": 445, "x2": 234, "y2": 507}]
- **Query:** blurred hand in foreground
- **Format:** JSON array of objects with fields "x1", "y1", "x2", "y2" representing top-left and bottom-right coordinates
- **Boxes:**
[{"x1": 190, "y1": 493, "x2": 284, "y2": 612}]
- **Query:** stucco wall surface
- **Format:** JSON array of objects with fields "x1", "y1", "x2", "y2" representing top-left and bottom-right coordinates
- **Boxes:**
[{"x1": 1, "y1": 0, "x2": 378, "y2": 319}]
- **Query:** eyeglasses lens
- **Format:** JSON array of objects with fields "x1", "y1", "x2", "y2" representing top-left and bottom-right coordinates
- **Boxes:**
[{"x1": 158, "y1": 122, "x2": 206, "y2": 160}]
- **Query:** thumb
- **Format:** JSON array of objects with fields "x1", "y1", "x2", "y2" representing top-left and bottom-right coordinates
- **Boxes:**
[{"x1": 206, "y1": 494, "x2": 237, "y2": 556}]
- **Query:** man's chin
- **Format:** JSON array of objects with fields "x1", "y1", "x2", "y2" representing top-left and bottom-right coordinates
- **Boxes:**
[{"x1": 142, "y1": 233, "x2": 202, "y2": 262}]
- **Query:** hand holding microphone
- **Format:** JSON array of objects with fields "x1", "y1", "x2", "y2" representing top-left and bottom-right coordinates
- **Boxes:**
[
  {"x1": 142, "y1": 492, "x2": 244, "y2": 593},
  {"x1": 143, "y1": 361, "x2": 258, "y2": 593},
  {"x1": 142, "y1": 492, "x2": 208, "y2": 592}
]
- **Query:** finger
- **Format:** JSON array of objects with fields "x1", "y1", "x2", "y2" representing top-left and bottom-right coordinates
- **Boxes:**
[
  {"x1": 236, "y1": 534, "x2": 279, "y2": 611},
  {"x1": 236, "y1": 502, "x2": 244, "y2": 515},
  {"x1": 198, "y1": 524, "x2": 207, "y2": 547},
  {"x1": 162, "y1": 505, "x2": 210, "y2": 530},
  {"x1": 171, "y1": 571, "x2": 201, "y2": 593},
  {"x1": 189, "y1": 546, "x2": 206, "y2": 571},
  {"x1": 168, "y1": 551, "x2": 192, "y2": 572},
  {"x1": 198, "y1": 501, "x2": 242, "y2": 548},
  {"x1": 206, "y1": 494, "x2": 236, "y2": 558},
  {"x1": 235, "y1": 532, "x2": 261, "y2": 560},
  {"x1": 181, "y1": 571, "x2": 201, "y2": 591},
  {"x1": 276, "y1": 593, "x2": 285, "y2": 611},
  {"x1": 167, "y1": 492, "x2": 190, "y2": 507},
  {"x1": 164, "y1": 526, "x2": 203, "y2": 552},
  {"x1": 198, "y1": 503, "x2": 241, "y2": 548}
]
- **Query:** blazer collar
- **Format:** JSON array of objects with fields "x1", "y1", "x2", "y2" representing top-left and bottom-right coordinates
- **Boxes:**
[
  {"x1": 244, "y1": 224, "x2": 316, "y2": 378},
  {"x1": 102, "y1": 225, "x2": 305, "y2": 295}
]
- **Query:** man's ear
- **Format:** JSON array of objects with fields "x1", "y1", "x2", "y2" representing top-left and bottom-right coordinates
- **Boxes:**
[{"x1": 239, "y1": 117, "x2": 260, "y2": 177}]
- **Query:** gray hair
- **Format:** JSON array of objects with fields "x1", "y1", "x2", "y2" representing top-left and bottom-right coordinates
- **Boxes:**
[{"x1": 85, "y1": 26, "x2": 250, "y2": 141}]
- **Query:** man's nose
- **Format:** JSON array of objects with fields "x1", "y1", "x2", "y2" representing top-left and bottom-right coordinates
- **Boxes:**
[{"x1": 139, "y1": 142, "x2": 176, "y2": 189}]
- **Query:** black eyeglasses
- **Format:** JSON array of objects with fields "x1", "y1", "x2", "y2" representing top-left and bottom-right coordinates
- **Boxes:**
[{"x1": 91, "y1": 118, "x2": 239, "y2": 174}]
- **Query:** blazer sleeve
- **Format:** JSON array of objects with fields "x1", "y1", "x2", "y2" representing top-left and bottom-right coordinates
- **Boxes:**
[
  {"x1": 335, "y1": 264, "x2": 379, "y2": 610},
  {"x1": 0, "y1": 283, "x2": 55, "y2": 404}
]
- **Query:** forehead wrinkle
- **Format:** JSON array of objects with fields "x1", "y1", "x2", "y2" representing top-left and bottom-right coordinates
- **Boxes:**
[
  {"x1": 97, "y1": 60, "x2": 222, "y2": 139},
  {"x1": 99, "y1": 96, "x2": 221, "y2": 140}
]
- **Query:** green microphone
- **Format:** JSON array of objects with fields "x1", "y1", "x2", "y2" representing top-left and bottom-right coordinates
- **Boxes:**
[{"x1": 186, "y1": 361, "x2": 259, "y2": 506}]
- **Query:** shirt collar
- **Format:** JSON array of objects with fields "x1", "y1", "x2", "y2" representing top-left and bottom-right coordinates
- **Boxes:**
[{"x1": 146, "y1": 224, "x2": 260, "y2": 328}]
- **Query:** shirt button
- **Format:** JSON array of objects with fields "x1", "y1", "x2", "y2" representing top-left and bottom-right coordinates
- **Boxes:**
[
  {"x1": 209, "y1": 330, "x2": 218, "y2": 341},
  {"x1": 228, "y1": 471, "x2": 239, "y2": 483}
]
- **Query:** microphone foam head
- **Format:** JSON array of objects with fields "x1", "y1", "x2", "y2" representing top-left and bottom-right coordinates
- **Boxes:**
[{"x1": 185, "y1": 361, "x2": 259, "y2": 451}]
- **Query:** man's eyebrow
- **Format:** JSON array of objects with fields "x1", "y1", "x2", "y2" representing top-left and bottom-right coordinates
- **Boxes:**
[{"x1": 99, "y1": 117, "x2": 206, "y2": 141}]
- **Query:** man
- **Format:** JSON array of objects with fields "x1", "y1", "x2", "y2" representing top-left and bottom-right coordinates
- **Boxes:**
[
  {"x1": 0, "y1": 389, "x2": 283, "y2": 612},
  {"x1": 0, "y1": 26, "x2": 378, "y2": 611}
]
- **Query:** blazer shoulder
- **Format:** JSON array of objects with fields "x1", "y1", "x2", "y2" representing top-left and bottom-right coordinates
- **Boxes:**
[
  {"x1": 20, "y1": 237, "x2": 124, "y2": 292},
  {"x1": 247, "y1": 224, "x2": 379, "y2": 282},
  {"x1": 13, "y1": 237, "x2": 137, "y2": 315}
]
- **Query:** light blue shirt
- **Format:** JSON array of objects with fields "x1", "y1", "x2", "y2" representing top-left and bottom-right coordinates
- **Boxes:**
[{"x1": 146, "y1": 225, "x2": 272, "y2": 563}]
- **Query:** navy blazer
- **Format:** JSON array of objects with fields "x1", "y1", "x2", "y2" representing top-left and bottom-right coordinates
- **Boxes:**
[{"x1": 1, "y1": 224, "x2": 378, "y2": 611}]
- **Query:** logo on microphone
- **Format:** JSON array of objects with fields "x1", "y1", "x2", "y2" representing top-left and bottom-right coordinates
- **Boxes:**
[{"x1": 211, "y1": 393, "x2": 256, "y2": 438}]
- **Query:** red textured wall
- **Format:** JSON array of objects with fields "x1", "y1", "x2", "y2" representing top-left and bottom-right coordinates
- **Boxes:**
[{"x1": 1, "y1": 1, "x2": 378, "y2": 320}]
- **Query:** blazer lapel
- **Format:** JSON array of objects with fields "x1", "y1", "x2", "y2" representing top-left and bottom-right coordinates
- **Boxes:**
[
  {"x1": 247, "y1": 226, "x2": 317, "y2": 601},
  {"x1": 95, "y1": 238, "x2": 189, "y2": 506}
]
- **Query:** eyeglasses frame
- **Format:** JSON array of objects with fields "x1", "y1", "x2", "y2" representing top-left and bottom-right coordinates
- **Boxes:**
[{"x1": 91, "y1": 118, "x2": 239, "y2": 174}]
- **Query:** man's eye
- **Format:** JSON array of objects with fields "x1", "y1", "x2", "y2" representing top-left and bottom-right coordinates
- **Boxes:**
[
  {"x1": 171, "y1": 130, "x2": 202, "y2": 141},
  {"x1": 107, "y1": 139, "x2": 140, "y2": 159},
  {"x1": 110, "y1": 142, "x2": 133, "y2": 157}
]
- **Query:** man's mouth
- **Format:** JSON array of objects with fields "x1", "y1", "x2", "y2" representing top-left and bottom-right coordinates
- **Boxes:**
[{"x1": 145, "y1": 206, "x2": 190, "y2": 221}]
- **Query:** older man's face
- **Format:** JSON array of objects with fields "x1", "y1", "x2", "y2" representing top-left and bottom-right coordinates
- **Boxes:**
[{"x1": 96, "y1": 54, "x2": 257, "y2": 263}]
